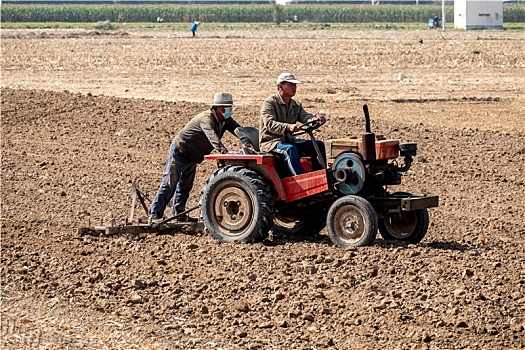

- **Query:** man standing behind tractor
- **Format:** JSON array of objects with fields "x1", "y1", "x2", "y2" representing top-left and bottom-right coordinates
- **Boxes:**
[
  {"x1": 259, "y1": 72, "x2": 327, "y2": 176},
  {"x1": 148, "y1": 93, "x2": 242, "y2": 224},
  {"x1": 190, "y1": 20, "x2": 201, "y2": 37}
]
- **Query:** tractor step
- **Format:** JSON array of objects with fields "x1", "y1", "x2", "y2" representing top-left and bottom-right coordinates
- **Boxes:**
[{"x1": 367, "y1": 195, "x2": 439, "y2": 211}]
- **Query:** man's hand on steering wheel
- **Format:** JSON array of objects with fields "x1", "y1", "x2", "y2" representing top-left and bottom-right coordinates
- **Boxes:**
[
  {"x1": 291, "y1": 116, "x2": 327, "y2": 136},
  {"x1": 286, "y1": 122, "x2": 301, "y2": 133}
]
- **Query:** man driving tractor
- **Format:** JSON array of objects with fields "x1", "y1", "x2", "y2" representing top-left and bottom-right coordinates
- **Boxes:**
[{"x1": 259, "y1": 72, "x2": 327, "y2": 176}]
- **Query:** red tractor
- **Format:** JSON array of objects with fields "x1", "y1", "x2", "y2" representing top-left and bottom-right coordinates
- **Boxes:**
[{"x1": 200, "y1": 105, "x2": 438, "y2": 247}]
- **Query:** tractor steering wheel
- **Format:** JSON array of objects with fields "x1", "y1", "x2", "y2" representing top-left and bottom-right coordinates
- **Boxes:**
[{"x1": 292, "y1": 118, "x2": 326, "y2": 137}]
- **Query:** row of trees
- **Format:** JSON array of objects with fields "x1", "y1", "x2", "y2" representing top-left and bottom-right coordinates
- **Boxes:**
[{"x1": 1, "y1": 0, "x2": 451, "y2": 4}]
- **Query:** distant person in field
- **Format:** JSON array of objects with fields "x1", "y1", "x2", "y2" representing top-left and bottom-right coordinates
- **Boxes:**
[
  {"x1": 148, "y1": 93, "x2": 242, "y2": 224},
  {"x1": 433, "y1": 16, "x2": 440, "y2": 28},
  {"x1": 190, "y1": 21, "x2": 201, "y2": 37}
]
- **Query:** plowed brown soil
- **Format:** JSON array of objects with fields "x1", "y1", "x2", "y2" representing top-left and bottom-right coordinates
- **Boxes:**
[{"x1": 1, "y1": 28, "x2": 525, "y2": 349}]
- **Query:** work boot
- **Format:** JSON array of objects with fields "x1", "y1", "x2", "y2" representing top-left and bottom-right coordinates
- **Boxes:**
[
  {"x1": 175, "y1": 214, "x2": 199, "y2": 223},
  {"x1": 148, "y1": 216, "x2": 164, "y2": 225}
]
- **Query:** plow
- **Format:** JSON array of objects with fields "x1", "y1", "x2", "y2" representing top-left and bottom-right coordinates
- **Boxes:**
[{"x1": 77, "y1": 183, "x2": 204, "y2": 236}]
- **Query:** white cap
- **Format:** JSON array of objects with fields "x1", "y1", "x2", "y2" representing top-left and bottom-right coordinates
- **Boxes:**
[{"x1": 277, "y1": 72, "x2": 302, "y2": 85}]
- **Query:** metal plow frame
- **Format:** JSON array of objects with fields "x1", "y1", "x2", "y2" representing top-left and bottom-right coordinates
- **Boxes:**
[{"x1": 77, "y1": 182, "x2": 204, "y2": 236}]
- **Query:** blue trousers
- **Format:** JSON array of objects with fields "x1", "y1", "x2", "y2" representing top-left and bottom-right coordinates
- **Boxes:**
[
  {"x1": 149, "y1": 142, "x2": 197, "y2": 219},
  {"x1": 272, "y1": 140, "x2": 326, "y2": 176}
]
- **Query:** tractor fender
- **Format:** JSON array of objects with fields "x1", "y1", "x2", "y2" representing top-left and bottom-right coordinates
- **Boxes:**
[{"x1": 204, "y1": 154, "x2": 287, "y2": 201}]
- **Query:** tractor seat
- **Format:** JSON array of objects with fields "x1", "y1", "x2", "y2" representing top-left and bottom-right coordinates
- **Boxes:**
[
  {"x1": 234, "y1": 127, "x2": 260, "y2": 154},
  {"x1": 234, "y1": 126, "x2": 313, "y2": 175}
]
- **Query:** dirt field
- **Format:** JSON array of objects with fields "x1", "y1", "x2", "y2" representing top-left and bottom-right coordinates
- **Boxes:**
[{"x1": 1, "y1": 27, "x2": 525, "y2": 349}]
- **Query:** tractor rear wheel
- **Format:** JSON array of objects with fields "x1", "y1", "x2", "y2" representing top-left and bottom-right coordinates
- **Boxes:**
[
  {"x1": 200, "y1": 166, "x2": 274, "y2": 243},
  {"x1": 327, "y1": 195, "x2": 377, "y2": 247},
  {"x1": 378, "y1": 191, "x2": 430, "y2": 244}
]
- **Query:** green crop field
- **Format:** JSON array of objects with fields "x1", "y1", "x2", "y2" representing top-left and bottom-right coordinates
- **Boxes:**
[{"x1": 2, "y1": 4, "x2": 524, "y2": 24}]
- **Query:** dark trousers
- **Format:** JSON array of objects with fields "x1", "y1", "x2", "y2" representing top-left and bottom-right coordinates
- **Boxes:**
[{"x1": 149, "y1": 142, "x2": 197, "y2": 219}]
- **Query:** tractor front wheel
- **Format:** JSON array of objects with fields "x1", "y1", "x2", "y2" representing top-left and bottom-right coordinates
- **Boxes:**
[
  {"x1": 327, "y1": 195, "x2": 377, "y2": 247},
  {"x1": 200, "y1": 166, "x2": 274, "y2": 243}
]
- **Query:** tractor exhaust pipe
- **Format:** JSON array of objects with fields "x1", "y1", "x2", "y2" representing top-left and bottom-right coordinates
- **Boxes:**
[
  {"x1": 362, "y1": 104, "x2": 376, "y2": 161},
  {"x1": 364, "y1": 104, "x2": 372, "y2": 133}
]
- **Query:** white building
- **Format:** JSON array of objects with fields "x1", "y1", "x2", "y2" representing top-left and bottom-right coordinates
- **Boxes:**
[{"x1": 454, "y1": 0, "x2": 503, "y2": 30}]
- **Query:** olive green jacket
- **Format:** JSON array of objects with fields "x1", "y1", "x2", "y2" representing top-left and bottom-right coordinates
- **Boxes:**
[
  {"x1": 174, "y1": 109, "x2": 241, "y2": 163},
  {"x1": 258, "y1": 93, "x2": 315, "y2": 152}
]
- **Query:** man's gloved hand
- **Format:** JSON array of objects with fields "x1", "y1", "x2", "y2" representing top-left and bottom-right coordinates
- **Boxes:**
[
  {"x1": 315, "y1": 111, "x2": 327, "y2": 123},
  {"x1": 316, "y1": 114, "x2": 327, "y2": 123},
  {"x1": 221, "y1": 148, "x2": 229, "y2": 154}
]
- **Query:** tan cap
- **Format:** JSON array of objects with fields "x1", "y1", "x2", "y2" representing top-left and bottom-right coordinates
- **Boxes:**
[{"x1": 211, "y1": 92, "x2": 237, "y2": 106}]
